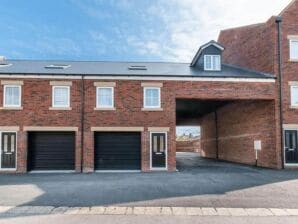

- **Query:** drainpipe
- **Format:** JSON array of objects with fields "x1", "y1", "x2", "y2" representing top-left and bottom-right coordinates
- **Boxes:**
[
  {"x1": 214, "y1": 110, "x2": 219, "y2": 160},
  {"x1": 80, "y1": 75, "x2": 85, "y2": 172},
  {"x1": 276, "y1": 16, "x2": 284, "y2": 169}
]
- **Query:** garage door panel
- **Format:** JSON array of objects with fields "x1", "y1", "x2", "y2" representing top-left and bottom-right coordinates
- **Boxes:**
[
  {"x1": 28, "y1": 132, "x2": 75, "y2": 171},
  {"x1": 95, "y1": 132, "x2": 141, "y2": 170}
]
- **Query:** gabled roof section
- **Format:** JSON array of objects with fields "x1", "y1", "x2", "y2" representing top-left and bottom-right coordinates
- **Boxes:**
[{"x1": 190, "y1": 40, "x2": 225, "y2": 67}]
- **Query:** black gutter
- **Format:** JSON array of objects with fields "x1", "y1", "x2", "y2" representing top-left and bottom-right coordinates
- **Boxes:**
[
  {"x1": 80, "y1": 75, "x2": 85, "y2": 172},
  {"x1": 276, "y1": 16, "x2": 284, "y2": 169}
]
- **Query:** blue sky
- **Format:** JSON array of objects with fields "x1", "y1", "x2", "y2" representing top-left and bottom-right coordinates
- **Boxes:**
[{"x1": 0, "y1": 0, "x2": 292, "y2": 62}]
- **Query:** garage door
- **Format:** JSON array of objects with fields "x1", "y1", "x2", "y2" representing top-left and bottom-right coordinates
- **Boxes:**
[
  {"x1": 95, "y1": 132, "x2": 141, "y2": 170},
  {"x1": 27, "y1": 132, "x2": 75, "y2": 171}
]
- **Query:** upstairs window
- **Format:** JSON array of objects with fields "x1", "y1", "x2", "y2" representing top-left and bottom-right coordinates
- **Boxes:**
[
  {"x1": 52, "y1": 86, "x2": 70, "y2": 108},
  {"x1": 96, "y1": 87, "x2": 114, "y2": 108},
  {"x1": 291, "y1": 85, "x2": 298, "y2": 107},
  {"x1": 290, "y1": 39, "x2": 298, "y2": 60},
  {"x1": 144, "y1": 87, "x2": 161, "y2": 108},
  {"x1": 204, "y1": 55, "x2": 221, "y2": 71},
  {"x1": 4, "y1": 85, "x2": 21, "y2": 107}
]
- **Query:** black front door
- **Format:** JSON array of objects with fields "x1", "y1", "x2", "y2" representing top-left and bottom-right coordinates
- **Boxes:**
[
  {"x1": 285, "y1": 130, "x2": 298, "y2": 164},
  {"x1": 151, "y1": 133, "x2": 166, "y2": 168},
  {"x1": 1, "y1": 132, "x2": 16, "y2": 169}
]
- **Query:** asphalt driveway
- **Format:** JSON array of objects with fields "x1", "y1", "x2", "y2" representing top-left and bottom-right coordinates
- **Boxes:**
[{"x1": 0, "y1": 152, "x2": 297, "y2": 208}]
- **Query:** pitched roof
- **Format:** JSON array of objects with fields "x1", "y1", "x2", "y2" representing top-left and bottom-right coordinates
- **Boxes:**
[{"x1": 0, "y1": 59, "x2": 274, "y2": 79}]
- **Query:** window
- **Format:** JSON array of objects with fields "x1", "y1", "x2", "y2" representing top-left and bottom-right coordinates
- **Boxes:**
[
  {"x1": 290, "y1": 39, "x2": 298, "y2": 60},
  {"x1": 144, "y1": 87, "x2": 161, "y2": 108},
  {"x1": 204, "y1": 55, "x2": 221, "y2": 71},
  {"x1": 52, "y1": 86, "x2": 70, "y2": 108},
  {"x1": 96, "y1": 87, "x2": 114, "y2": 108},
  {"x1": 4, "y1": 85, "x2": 21, "y2": 107},
  {"x1": 291, "y1": 86, "x2": 298, "y2": 106}
]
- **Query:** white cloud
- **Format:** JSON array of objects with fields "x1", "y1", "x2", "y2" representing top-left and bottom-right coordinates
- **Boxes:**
[{"x1": 145, "y1": 0, "x2": 293, "y2": 62}]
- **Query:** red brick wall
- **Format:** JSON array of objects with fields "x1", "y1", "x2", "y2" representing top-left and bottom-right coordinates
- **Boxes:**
[
  {"x1": 218, "y1": 17, "x2": 277, "y2": 74},
  {"x1": 200, "y1": 112, "x2": 217, "y2": 158},
  {"x1": 218, "y1": 0, "x2": 298, "y2": 168},
  {"x1": 176, "y1": 139, "x2": 201, "y2": 153},
  {"x1": 0, "y1": 77, "x2": 277, "y2": 173},
  {"x1": 200, "y1": 100, "x2": 280, "y2": 168}
]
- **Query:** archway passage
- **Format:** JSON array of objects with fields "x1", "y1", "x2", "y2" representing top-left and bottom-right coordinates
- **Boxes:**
[{"x1": 176, "y1": 99, "x2": 277, "y2": 170}]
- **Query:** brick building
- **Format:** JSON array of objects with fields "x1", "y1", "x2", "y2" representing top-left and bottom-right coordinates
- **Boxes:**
[
  {"x1": 218, "y1": 0, "x2": 298, "y2": 168},
  {"x1": 3, "y1": 0, "x2": 298, "y2": 173}
]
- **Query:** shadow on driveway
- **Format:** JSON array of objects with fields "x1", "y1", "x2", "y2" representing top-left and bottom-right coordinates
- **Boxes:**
[{"x1": 0, "y1": 153, "x2": 297, "y2": 216}]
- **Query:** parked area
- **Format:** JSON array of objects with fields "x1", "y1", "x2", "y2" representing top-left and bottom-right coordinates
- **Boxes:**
[{"x1": 0, "y1": 153, "x2": 297, "y2": 208}]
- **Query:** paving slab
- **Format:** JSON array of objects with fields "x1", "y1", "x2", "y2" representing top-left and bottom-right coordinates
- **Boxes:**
[
  {"x1": 104, "y1": 206, "x2": 127, "y2": 215},
  {"x1": 216, "y1": 208, "x2": 231, "y2": 216},
  {"x1": 125, "y1": 207, "x2": 133, "y2": 215},
  {"x1": 6, "y1": 206, "x2": 31, "y2": 214},
  {"x1": 77, "y1": 207, "x2": 90, "y2": 214},
  {"x1": 133, "y1": 207, "x2": 146, "y2": 215},
  {"x1": 201, "y1": 207, "x2": 218, "y2": 216},
  {"x1": 172, "y1": 207, "x2": 187, "y2": 216},
  {"x1": 161, "y1": 207, "x2": 172, "y2": 215},
  {"x1": 145, "y1": 207, "x2": 161, "y2": 215},
  {"x1": 245, "y1": 208, "x2": 273, "y2": 216},
  {"x1": 228, "y1": 208, "x2": 248, "y2": 216},
  {"x1": 269, "y1": 208, "x2": 289, "y2": 216},
  {"x1": 89, "y1": 206, "x2": 106, "y2": 214},
  {"x1": 286, "y1": 209, "x2": 298, "y2": 216},
  {"x1": 0, "y1": 206, "x2": 14, "y2": 213},
  {"x1": 51, "y1": 207, "x2": 69, "y2": 214},
  {"x1": 186, "y1": 207, "x2": 203, "y2": 216},
  {"x1": 64, "y1": 207, "x2": 81, "y2": 215}
]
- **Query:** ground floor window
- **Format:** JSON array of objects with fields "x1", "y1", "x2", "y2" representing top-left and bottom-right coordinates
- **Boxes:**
[
  {"x1": 0, "y1": 132, "x2": 17, "y2": 169},
  {"x1": 284, "y1": 130, "x2": 298, "y2": 165}
]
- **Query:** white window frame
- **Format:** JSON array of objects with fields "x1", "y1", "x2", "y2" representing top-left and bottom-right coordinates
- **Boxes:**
[
  {"x1": 289, "y1": 39, "x2": 298, "y2": 61},
  {"x1": 3, "y1": 85, "x2": 21, "y2": 108},
  {"x1": 96, "y1": 87, "x2": 114, "y2": 109},
  {"x1": 143, "y1": 87, "x2": 161, "y2": 109},
  {"x1": 0, "y1": 131, "x2": 17, "y2": 170},
  {"x1": 204, "y1": 55, "x2": 221, "y2": 71},
  {"x1": 52, "y1": 86, "x2": 70, "y2": 108},
  {"x1": 150, "y1": 132, "x2": 168, "y2": 170},
  {"x1": 290, "y1": 85, "x2": 298, "y2": 107}
]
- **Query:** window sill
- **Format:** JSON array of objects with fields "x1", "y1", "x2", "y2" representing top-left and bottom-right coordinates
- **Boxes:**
[
  {"x1": 289, "y1": 59, "x2": 298, "y2": 62},
  {"x1": 49, "y1": 107, "x2": 72, "y2": 110},
  {"x1": 142, "y1": 108, "x2": 163, "y2": 111},
  {"x1": 0, "y1": 106, "x2": 23, "y2": 110},
  {"x1": 94, "y1": 107, "x2": 116, "y2": 111}
]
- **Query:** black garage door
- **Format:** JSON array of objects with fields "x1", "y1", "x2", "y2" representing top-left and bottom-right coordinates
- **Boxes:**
[
  {"x1": 95, "y1": 132, "x2": 141, "y2": 170},
  {"x1": 28, "y1": 132, "x2": 75, "y2": 171}
]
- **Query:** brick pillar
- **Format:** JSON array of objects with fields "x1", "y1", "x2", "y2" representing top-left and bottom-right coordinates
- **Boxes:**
[
  {"x1": 75, "y1": 131, "x2": 82, "y2": 172},
  {"x1": 141, "y1": 131, "x2": 150, "y2": 172},
  {"x1": 83, "y1": 131, "x2": 94, "y2": 172},
  {"x1": 17, "y1": 131, "x2": 27, "y2": 173},
  {"x1": 168, "y1": 128, "x2": 176, "y2": 172}
]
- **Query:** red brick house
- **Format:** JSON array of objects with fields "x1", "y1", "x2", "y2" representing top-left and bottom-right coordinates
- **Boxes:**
[
  {"x1": 0, "y1": 40, "x2": 279, "y2": 173},
  {"x1": 218, "y1": 0, "x2": 298, "y2": 168}
]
